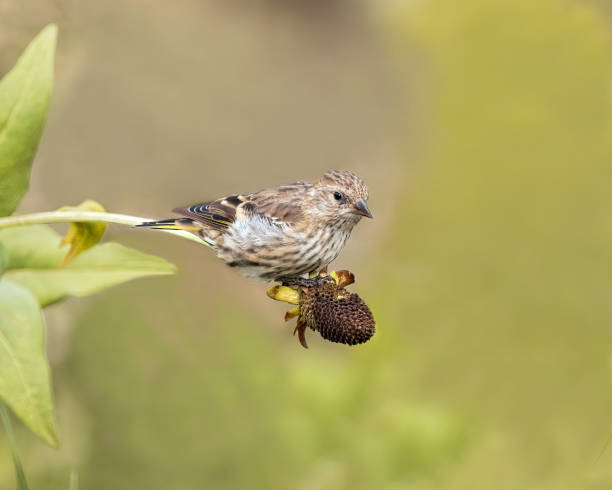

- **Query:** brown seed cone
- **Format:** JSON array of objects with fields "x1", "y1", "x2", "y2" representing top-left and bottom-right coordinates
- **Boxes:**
[{"x1": 298, "y1": 280, "x2": 375, "y2": 345}]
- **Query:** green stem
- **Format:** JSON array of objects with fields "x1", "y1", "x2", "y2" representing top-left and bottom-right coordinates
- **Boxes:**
[
  {"x1": 0, "y1": 402, "x2": 29, "y2": 490},
  {"x1": 0, "y1": 211, "x2": 208, "y2": 247}
]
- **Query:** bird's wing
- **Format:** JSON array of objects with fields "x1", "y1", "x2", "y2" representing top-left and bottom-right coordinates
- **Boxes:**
[
  {"x1": 175, "y1": 182, "x2": 311, "y2": 230},
  {"x1": 247, "y1": 182, "x2": 310, "y2": 224},
  {"x1": 173, "y1": 194, "x2": 250, "y2": 231}
]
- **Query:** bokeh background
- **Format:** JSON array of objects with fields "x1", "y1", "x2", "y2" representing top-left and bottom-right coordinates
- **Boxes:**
[{"x1": 2, "y1": 0, "x2": 612, "y2": 488}]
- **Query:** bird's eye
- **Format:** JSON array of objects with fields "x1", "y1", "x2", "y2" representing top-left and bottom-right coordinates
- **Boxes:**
[{"x1": 333, "y1": 191, "x2": 343, "y2": 201}]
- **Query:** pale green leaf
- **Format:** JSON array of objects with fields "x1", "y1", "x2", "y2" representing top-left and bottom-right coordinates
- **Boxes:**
[
  {"x1": 0, "y1": 280, "x2": 57, "y2": 447},
  {"x1": 0, "y1": 225, "x2": 176, "y2": 307},
  {"x1": 0, "y1": 224, "x2": 64, "y2": 269},
  {"x1": 0, "y1": 402, "x2": 30, "y2": 490},
  {"x1": 0, "y1": 25, "x2": 57, "y2": 217},
  {"x1": 58, "y1": 200, "x2": 107, "y2": 267}
]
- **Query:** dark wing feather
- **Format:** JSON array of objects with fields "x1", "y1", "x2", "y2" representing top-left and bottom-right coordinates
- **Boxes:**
[{"x1": 173, "y1": 194, "x2": 250, "y2": 231}]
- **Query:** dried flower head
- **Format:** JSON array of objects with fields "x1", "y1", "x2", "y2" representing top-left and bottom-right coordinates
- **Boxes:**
[{"x1": 267, "y1": 270, "x2": 375, "y2": 348}]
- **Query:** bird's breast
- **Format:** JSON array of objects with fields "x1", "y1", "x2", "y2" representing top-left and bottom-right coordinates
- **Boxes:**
[{"x1": 313, "y1": 229, "x2": 350, "y2": 267}]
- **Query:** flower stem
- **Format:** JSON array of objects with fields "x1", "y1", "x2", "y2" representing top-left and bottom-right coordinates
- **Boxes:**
[{"x1": 0, "y1": 211, "x2": 208, "y2": 246}]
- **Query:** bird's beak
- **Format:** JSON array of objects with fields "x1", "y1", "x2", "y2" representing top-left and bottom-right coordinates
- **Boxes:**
[{"x1": 352, "y1": 199, "x2": 373, "y2": 219}]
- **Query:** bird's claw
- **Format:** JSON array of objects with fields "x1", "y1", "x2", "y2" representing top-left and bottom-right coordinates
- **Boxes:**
[{"x1": 281, "y1": 274, "x2": 334, "y2": 289}]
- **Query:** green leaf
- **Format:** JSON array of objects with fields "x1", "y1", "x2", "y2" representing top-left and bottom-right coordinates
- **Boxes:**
[
  {"x1": 0, "y1": 280, "x2": 58, "y2": 447},
  {"x1": 0, "y1": 25, "x2": 57, "y2": 217},
  {"x1": 58, "y1": 200, "x2": 107, "y2": 267},
  {"x1": 0, "y1": 402, "x2": 30, "y2": 490},
  {"x1": 0, "y1": 225, "x2": 176, "y2": 307},
  {"x1": 0, "y1": 224, "x2": 64, "y2": 269}
]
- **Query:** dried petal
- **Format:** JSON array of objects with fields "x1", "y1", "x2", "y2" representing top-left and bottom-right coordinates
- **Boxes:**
[
  {"x1": 333, "y1": 270, "x2": 355, "y2": 287},
  {"x1": 284, "y1": 308, "x2": 300, "y2": 321},
  {"x1": 266, "y1": 285, "x2": 300, "y2": 305}
]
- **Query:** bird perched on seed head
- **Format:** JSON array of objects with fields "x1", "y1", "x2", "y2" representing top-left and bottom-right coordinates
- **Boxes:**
[{"x1": 137, "y1": 170, "x2": 372, "y2": 282}]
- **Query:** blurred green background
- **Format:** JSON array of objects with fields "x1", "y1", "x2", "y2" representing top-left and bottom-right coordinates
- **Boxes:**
[{"x1": 2, "y1": 0, "x2": 612, "y2": 488}]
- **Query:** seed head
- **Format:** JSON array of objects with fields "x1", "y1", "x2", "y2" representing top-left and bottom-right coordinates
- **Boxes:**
[
  {"x1": 267, "y1": 270, "x2": 375, "y2": 348},
  {"x1": 299, "y1": 281, "x2": 375, "y2": 346}
]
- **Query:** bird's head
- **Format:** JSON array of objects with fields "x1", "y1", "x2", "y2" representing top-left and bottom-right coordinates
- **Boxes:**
[{"x1": 311, "y1": 170, "x2": 372, "y2": 228}]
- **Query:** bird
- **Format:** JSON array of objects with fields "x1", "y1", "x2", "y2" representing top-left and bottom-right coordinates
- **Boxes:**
[{"x1": 137, "y1": 170, "x2": 372, "y2": 282}]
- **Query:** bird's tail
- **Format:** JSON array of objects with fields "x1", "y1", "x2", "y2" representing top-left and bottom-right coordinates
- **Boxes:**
[{"x1": 135, "y1": 218, "x2": 202, "y2": 232}]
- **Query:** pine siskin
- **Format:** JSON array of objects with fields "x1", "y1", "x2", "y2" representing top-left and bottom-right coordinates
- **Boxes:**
[{"x1": 137, "y1": 170, "x2": 372, "y2": 282}]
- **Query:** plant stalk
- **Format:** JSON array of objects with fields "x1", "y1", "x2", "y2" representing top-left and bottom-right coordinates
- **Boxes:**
[{"x1": 0, "y1": 211, "x2": 208, "y2": 246}]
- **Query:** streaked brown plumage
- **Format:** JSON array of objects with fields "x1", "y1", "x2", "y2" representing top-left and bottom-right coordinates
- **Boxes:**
[{"x1": 138, "y1": 170, "x2": 372, "y2": 282}]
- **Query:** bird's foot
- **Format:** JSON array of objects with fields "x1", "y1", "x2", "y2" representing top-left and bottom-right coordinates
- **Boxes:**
[
  {"x1": 280, "y1": 269, "x2": 354, "y2": 289},
  {"x1": 281, "y1": 274, "x2": 334, "y2": 289}
]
